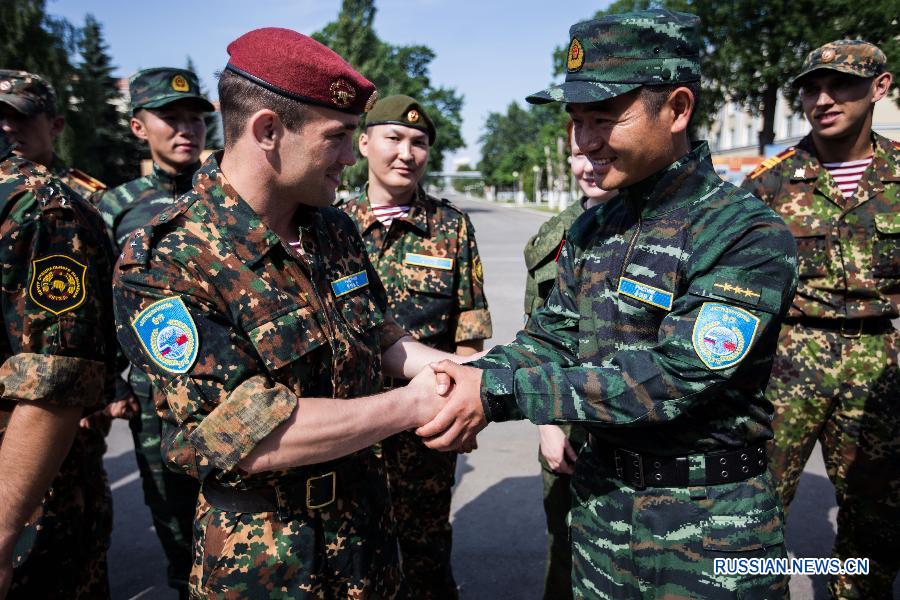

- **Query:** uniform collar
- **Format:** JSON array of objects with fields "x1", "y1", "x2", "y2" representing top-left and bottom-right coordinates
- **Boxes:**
[
  {"x1": 352, "y1": 184, "x2": 431, "y2": 236},
  {"x1": 620, "y1": 141, "x2": 715, "y2": 219},
  {"x1": 47, "y1": 153, "x2": 69, "y2": 178},
  {"x1": 150, "y1": 160, "x2": 201, "y2": 196},
  {"x1": 192, "y1": 152, "x2": 283, "y2": 267}
]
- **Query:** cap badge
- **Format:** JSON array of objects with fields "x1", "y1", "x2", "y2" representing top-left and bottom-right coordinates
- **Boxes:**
[
  {"x1": 330, "y1": 79, "x2": 357, "y2": 108},
  {"x1": 407, "y1": 109, "x2": 420, "y2": 123},
  {"x1": 0, "y1": 81, "x2": 10, "y2": 92},
  {"x1": 821, "y1": 48, "x2": 836, "y2": 63},
  {"x1": 171, "y1": 75, "x2": 190, "y2": 92},
  {"x1": 364, "y1": 90, "x2": 378, "y2": 113},
  {"x1": 567, "y1": 38, "x2": 585, "y2": 73}
]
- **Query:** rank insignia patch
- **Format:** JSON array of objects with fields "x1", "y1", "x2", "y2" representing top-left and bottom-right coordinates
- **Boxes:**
[
  {"x1": 132, "y1": 296, "x2": 199, "y2": 374},
  {"x1": 567, "y1": 38, "x2": 585, "y2": 72},
  {"x1": 404, "y1": 253, "x2": 454, "y2": 271},
  {"x1": 331, "y1": 270, "x2": 369, "y2": 298},
  {"x1": 29, "y1": 254, "x2": 87, "y2": 315},
  {"x1": 617, "y1": 276, "x2": 673, "y2": 311},
  {"x1": 692, "y1": 302, "x2": 760, "y2": 370}
]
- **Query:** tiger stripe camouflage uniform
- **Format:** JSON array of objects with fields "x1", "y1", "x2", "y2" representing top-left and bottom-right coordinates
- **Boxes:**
[
  {"x1": 522, "y1": 198, "x2": 587, "y2": 600},
  {"x1": 467, "y1": 11, "x2": 799, "y2": 597},
  {"x1": 114, "y1": 153, "x2": 404, "y2": 598},
  {"x1": 96, "y1": 159, "x2": 201, "y2": 595},
  {"x1": 0, "y1": 130, "x2": 117, "y2": 598},
  {"x1": 341, "y1": 185, "x2": 492, "y2": 598},
  {"x1": 742, "y1": 131, "x2": 900, "y2": 598}
]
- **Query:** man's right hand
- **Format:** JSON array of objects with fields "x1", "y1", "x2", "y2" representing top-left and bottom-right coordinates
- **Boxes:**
[
  {"x1": 404, "y1": 367, "x2": 451, "y2": 428},
  {"x1": 538, "y1": 424, "x2": 578, "y2": 474}
]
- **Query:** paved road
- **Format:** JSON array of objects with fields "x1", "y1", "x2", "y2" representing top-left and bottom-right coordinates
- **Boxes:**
[{"x1": 103, "y1": 192, "x2": 893, "y2": 599}]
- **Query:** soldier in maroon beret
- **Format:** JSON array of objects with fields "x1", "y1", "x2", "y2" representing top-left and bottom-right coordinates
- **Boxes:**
[{"x1": 113, "y1": 27, "x2": 469, "y2": 598}]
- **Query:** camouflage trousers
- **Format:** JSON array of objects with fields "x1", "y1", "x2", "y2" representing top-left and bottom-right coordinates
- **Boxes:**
[
  {"x1": 538, "y1": 424, "x2": 587, "y2": 600},
  {"x1": 10, "y1": 427, "x2": 112, "y2": 599},
  {"x1": 129, "y1": 390, "x2": 199, "y2": 596},
  {"x1": 569, "y1": 445, "x2": 788, "y2": 599},
  {"x1": 190, "y1": 450, "x2": 401, "y2": 599},
  {"x1": 766, "y1": 323, "x2": 900, "y2": 599},
  {"x1": 381, "y1": 430, "x2": 458, "y2": 600}
]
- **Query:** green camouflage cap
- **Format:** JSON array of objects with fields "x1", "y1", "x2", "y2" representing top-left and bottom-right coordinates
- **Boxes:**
[
  {"x1": 0, "y1": 70, "x2": 57, "y2": 116},
  {"x1": 792, "y1": 40, "x2": 887, "y2": 87},
  {"x1": 129, "y1": 67, "x2": 214, "y2": 113},
  {"x1": 365, "y1": 94, "x2": 436, "y2": 144},
  {"x1": 527, "y1": 9, "x2": 701, "y2": 105}
]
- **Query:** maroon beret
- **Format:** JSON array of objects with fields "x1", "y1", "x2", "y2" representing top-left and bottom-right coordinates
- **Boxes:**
[{"x1": 225, "y1": 27, "x2": 377, "y2": 115}]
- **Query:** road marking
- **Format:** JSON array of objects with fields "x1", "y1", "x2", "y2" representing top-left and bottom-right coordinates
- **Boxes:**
[{"x1": 111, "y1": 470, "x2": 141, "y2": 491}]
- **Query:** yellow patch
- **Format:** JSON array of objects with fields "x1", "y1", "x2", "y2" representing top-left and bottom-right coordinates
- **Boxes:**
[
  {"x1": 567, "y1": 38, "x2": 585, "y2": 72},
  {"x1": 28, "y1": 255, "x2": 87, "y2": 315},
  {"x1": 474, "y1": 256, "x2": 483, "y2": 284},
  {"x1": 407, "y1": 109, "x2": 420, "y2": 123},
  {"x1": 171, "y1": 75, "x2": 189, "y2": 92},
  {"x1": 748, "y1": 148, "x2": 796, "y2": 179}
]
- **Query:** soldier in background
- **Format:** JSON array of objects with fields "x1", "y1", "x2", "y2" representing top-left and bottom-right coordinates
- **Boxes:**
[
  {"x1": 0, "y1": 70, "x2": 106, "y2": 203},
  {"x1": 522, "y1": 119, "x2": 615, "y2": 600},
  {"x1": 96, "y1": 68, "x2": 213, "y2": 598},
  {"x1": 340, "y1": 94, "x2": 492, "y2": 599},
  {"x1": 741, "y1": 39, "x2": 899, "y2": 598},
  {"x1": 0, "y1": 129, "x2": 117, "y2": 598}
]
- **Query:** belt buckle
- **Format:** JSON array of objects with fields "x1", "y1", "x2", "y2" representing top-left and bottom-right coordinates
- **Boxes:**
[
  {"x1": 840, "y1": 318, "x2": 863, "y2": 339},
  {"x1": 620, "y1": 449, "x2": 645, "y2": 490},
  {"x1": 306, "y1": 471, "x2": 336, "y2": 510}
]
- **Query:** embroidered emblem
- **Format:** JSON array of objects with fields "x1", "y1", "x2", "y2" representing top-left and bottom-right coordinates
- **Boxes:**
[
  {"x1": 330, "y1": 79, "x2": 357, "y2": 108},
  {"x1": 712, "y1": 281, "x2": 761, "y2": 305},
  {"x1": 171, "y1": 75, "x2": 189, "y2": 92},
  {"x1": 407, "y1": 109, "x2": 420, "y2": 123},
  {"x1": 28, "y1": 255, "x2": 87, "y2": 315},
  {"x1": 331, "y1": 270, "x2": 369, "y2": 297},
  {"x1": 132, "y1": 296, "x2": 199, "y2": 374},
  {"x1": 404, "y1": 253, "x2": 454, "y2": 271},
  {"x1": 567, "y1": 38, "x2": 585, "y2": 72},
  {"x1": 820, "y1": 48, "x2": 836, "y2": 63},
  {"x1": 692, "y1": 302, "x2": 760, "y2": 370},
  {"x1": 364, "y1": 90, "x2": 378, "y2": 113},
  {"x1": 473, "y1": 255, "x2": 483, "y2": 284},
  {"x1": 617, "y1": 277, "x2": 674, "y2": 311}
]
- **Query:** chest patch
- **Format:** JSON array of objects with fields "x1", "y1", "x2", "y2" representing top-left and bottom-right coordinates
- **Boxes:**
[
  {"x1": 331, "y1": 270, "x2": 369, "y2": 297},
  {"x1": 617, "y1": 276, "x2": 674, "y2": 311},
  {"x1": 28, "y1": 254, "x2": 87, "y2": 315},
  {"x1": 691, "y1": 302, "x2": 760, "y2": 370},
  {"x1": 132, "y1": 296, "x2": 199, "y2": 374},
  {"x1": 404, "y1": 253, "x2": 454, "y2": 271}
]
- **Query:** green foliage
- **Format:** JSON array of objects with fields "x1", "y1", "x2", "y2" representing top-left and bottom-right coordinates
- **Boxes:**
[
  {"x1": 313, "y1": 0, "x2": 465, "y2": 191},
  {"x1": 186, "y1": 55, "x2": 222, "y2": 149},
  {"x1": 67, "y1": 14, "x2": 142, "y2": 185}
]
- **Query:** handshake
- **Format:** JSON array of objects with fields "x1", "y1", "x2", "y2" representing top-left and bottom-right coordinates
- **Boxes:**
[{"x1": 402, "y1": 360, "x2": 487, "y2": 453}]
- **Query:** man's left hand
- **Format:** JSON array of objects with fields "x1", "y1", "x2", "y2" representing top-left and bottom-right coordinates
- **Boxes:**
[{"x1": 416, "y1": 360, "x2": 487, "y2": 451}]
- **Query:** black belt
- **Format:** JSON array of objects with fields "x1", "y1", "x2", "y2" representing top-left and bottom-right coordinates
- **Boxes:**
[
  {"x1": 202, "y1": 455, "x2": 367, "y2": 519},
  {"x1": 784, "y1": 316, "x2": 893, "y2": 338},
  {"x1": 590, "y1": 437, "x2": 767, "y2": 490}
]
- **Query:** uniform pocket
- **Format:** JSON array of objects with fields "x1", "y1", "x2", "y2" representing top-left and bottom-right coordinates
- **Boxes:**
[
  {"x1": 337, "y1": 288, "x2": 385, "y2": 336},
  {"x1": 404, "y1": 262, "x2": 454, "y2": 297},
  {"x1": 785, "y1": 217, "x2": 827, "y2": 279},
  {"x1": 247, "y1": 304, "x2": 327, "y2": 373},
  {"x1": 872, "y1": 212, "x2": 900, "y2": 278},
  {"x1": 702, "y1": 506, "x2": 784, "y2": 552}
]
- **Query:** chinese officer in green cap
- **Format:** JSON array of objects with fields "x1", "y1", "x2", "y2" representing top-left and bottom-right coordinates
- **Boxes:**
[
  {"x1": 96, "y1": 66, "x2": 213, "y2": 598},
  {"x1": 418, "y1": 10, "x2": 798, "y2": 597},
  {"x1": 340, "y1": 94, "x2": 492, "y2": 599}
]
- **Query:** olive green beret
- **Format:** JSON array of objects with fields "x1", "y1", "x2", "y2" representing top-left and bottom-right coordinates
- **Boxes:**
[{"x1": 365, "y1": 94, "x2": 436, "y2": 144}]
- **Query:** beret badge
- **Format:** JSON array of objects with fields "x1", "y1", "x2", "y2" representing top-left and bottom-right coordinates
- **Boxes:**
[
  {"x1": 406, "y1": 109, "x2": 420, "y2": 123},
  {"x1": 820, "y1": 48, "x2": 836, "y2": 63},
  {"x1": 171, "y1": 75, "x2": 190, "y2": 92},
  {"x1": 329, "y1": 79, "x2": 357, "y2": 109}
]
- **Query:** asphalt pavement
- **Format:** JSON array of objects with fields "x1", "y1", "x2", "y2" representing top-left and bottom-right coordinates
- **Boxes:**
[{"x1": 103, "y1": 192, "x2": 895, "y2": 599}]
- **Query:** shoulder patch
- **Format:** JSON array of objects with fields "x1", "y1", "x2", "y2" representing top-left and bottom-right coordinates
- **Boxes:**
[
  {"x1": 132, "y1": 296, "x2": 199, "y2": 374},
  {"x1": 691, "y1": 302, "x2": 760, "y2": 370},
  {"x1": 68, "y1": 168, "x2": 106, "y2": 193},
  {"x1": 748, "y1": 148, "x2": 796, "y2": 180},
  {"x1": 28, "y1": 254, "x2": 87, "y2": 315}
]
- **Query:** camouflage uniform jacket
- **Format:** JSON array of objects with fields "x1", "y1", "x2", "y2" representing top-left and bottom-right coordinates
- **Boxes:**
[
  {"x1": 741, "y1": 132, "x2": 900, "y2": 320},
  {"x1": 523, "y1": 198, "x2": 585, "y2": 316},
  {"x1": 0, "y1": 132, "x2": 116, "y2": 564},
  {"x1": 340, "y1": 187, "x2": 492, "y2": 352},
  {"x1": 98, "y1": 161, "x2": 199, "y2": 254},
  {"x1": 473, "y1": 142, "x2": 799, "y2": 456},
  {"x1": 48, "y1": 153, "x2": 106, "y2": 205},
  {"x1": 113, "y1": 153, "x2": 406, "y2": 488}
]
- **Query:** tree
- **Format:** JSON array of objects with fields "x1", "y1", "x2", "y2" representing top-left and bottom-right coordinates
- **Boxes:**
[
  {"x1": 313, "y1": 0, "x2": 465, "y2": 190},
  {"x1": 186, "y1": 55, "x2": 221, "y2": 149},
  {"x1": 67, "y1": 14, "x2": 141, "y2": 185}
]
